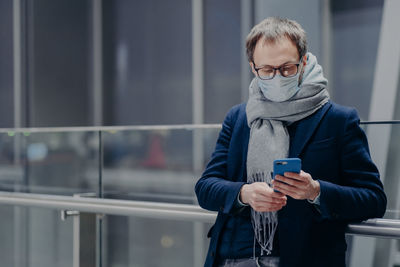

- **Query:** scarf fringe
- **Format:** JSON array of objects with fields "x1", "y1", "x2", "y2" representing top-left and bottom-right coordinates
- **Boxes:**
[{"x1": 249, "y1": 172, "x2": 278, "y2": 255}]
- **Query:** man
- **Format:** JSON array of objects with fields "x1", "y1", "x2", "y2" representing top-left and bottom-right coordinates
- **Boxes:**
[{"x1": 195, "y1": 17, "x2": 386, "y2": 267}]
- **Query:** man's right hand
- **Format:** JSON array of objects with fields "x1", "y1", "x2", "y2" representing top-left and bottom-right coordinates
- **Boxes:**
[{"x1": 240, "y1": 182, "x2": 287, "y2": 212}]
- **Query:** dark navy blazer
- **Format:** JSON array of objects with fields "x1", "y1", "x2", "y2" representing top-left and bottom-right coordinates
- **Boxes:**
[{"x1": 195, "y1": 101, "x2": 387, "y2": 267}]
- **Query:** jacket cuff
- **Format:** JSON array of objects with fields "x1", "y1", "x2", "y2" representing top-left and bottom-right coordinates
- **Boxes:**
[
  {"x1": 237, "y1": 188, "x2": 249, "y2": 207},
  {"x1": 307, "y1": 191, "x2": 321, "y2": 205},
  {"x1": 221, "y1": 182, "x2": 247, "y2": 214},
  {"x1": 317, "y1": 180, "x2": 339, "y2": 220}
]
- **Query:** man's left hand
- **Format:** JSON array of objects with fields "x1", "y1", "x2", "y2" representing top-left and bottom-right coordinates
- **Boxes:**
[{"x1": 271, "y1": 170, "x2": 320, "y2": 201}]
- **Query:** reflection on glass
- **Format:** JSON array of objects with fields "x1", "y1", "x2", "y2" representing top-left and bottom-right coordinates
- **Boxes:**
[
  {"x1": 0, "y1": 131, "x2": 99, "y2": 195},
  {"x1": 102, "y1": 128, "x2": 220, "y2": 203}
]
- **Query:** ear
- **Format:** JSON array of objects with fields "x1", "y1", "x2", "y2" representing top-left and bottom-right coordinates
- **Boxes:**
[
  {"x1": 301, "y1": 55, "x2": 307, "y2": 66},
  {"x1": 249, "y1": 61, "x2": 257, "y2": 76}
]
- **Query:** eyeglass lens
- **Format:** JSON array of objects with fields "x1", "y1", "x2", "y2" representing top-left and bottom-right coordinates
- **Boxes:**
[{"x1": 258, "y1": 64, "x2": 299, "y2": 80}]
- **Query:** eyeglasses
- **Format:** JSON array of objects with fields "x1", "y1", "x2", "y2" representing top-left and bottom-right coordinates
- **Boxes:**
[{"x1": 252, "y1": 60, "x2": 303, "y2": 80}]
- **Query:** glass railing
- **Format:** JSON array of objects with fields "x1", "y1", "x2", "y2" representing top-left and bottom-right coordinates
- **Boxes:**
[{"x1": 0, "y1": 122, "x2": 399, "y2": 267}]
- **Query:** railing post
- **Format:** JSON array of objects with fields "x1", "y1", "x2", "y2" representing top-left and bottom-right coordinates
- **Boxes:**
[{"x1": 61, "y1": 193, "x2": 98, "y2": 267}]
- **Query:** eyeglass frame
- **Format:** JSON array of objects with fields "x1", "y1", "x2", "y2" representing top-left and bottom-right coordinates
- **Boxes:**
[{"x1": 252, "y1": 59, "x2": 304, "y2": 80}]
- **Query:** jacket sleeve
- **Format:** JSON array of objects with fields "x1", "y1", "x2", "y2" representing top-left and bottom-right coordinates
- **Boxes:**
[
  {"x1": 195, "y1": 106, "x2": 246, "y2": 215},
  {"x1": 317, "y1": 108, "x2": 387, "y2": 221}
]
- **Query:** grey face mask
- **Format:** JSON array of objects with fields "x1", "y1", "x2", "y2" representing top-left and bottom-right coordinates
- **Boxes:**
[{"x1": 257, "y1": 71, "x2": 301, "y2": 102}]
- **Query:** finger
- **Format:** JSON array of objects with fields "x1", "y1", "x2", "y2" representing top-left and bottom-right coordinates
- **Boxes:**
[
  {"x1": 270, "y1": 194, "x2": 287, "y2": 203},
  {"x1": 269, "y1": 190, "x2": 287, "y2": 198},
  {"x1": 256, "y1": 185, "x2": 286, "y2": 199},
  {"x1": 285, "y1": 171, "x2": 312, "y2": 182},
  {"x1": 283, "y1": 171, "x2": 304, "y2": 181},
  {"x1": 272, "y1": 179, "x2": 297, "y2": 191},
  {"x1": 273, "y1": 182, "x2": 300, "y2": 197},
  {"x1": 274, "y1": 175, "x2": 303, "y2": 187},
  {"x1": 274, "y1": 188, "x2": 300, "y2": 200},
  {"x1": 270, "y1": 189, "x2": 285, "y2": 198},
  {"x1": 264, "y1": 193, "x2": 287, "y2": 203},
  {"x1": 252, "y1": 197, "x2": 286, "y2": 206}
]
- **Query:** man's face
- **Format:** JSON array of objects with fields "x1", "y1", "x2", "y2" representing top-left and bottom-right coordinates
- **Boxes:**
[{"x1": 250, "y1": 37, "x2": 306, "y2": 77}]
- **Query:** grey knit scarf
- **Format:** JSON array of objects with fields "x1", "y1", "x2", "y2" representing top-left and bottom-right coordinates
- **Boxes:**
[{"x1": 246, "y1": 52, "x2": 330, "y2": 255}]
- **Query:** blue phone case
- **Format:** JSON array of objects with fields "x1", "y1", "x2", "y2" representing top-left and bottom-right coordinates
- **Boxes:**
[{"x1": 273, "y1": 158, "x2": 301, "y2": 178}]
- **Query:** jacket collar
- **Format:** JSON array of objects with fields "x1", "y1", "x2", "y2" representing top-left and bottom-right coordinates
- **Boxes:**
[{"x1": 289, "y1": 101, "x2": 332, "y2": 157}]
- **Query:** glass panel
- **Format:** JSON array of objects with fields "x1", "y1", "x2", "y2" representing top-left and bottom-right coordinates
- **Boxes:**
[
  {"x1": 346, "y1": 235, "x2": 398, "y2": 267},
  {"x1": 0, "y1": 133, "x2": 24, "y2": 192},
  {"x1": 102, "y1": 128, "x2": 220, "y2": 203},
  {"x1": 0, "y1": 205, "x2": 73, "y2": 267},
  {"x1": 101, "y1": 215, "x2": 212, "y2": 267},
  {"x1": 0, "y1": 123, "x2": 398, "y2": 267},
  {"x1": 0, "y1": 131, "x2": 99, "y2": 195},
  {"x1": 361, "y1": 123, "x2": 400, "y2": 219}
]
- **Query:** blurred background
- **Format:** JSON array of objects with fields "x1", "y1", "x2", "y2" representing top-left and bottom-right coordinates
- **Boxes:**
[
  {"x1": 0, "y1": 0, "x2": 400, "y2": 266},
  {"x1": 1, "y1": 0, "x2": 397, "y2": 128}
]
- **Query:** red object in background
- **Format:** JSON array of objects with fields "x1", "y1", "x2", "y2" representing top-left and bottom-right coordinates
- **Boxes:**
[{"x1": 141, "y1": 135, "x2": 167, "y2": 168}]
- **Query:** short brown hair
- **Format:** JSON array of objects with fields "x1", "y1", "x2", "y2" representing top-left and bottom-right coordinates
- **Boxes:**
[{"x1": 246, "y1": 17, "x2": 307, "y2": 62}]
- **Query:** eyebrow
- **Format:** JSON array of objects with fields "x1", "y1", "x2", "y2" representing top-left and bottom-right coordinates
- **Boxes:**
[{"x1": 255, "y1": 60, "x2": 296, "y2": 68}]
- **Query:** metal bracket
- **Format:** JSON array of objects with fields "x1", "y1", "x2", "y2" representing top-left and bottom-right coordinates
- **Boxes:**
[{"x1": 60, "y1": 210, "x2": 80, "y2": 221}]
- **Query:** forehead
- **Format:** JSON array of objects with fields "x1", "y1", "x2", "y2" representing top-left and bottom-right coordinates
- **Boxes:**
[{"x1": 253, "y1": 37, "x2": 299, "y2": 66}]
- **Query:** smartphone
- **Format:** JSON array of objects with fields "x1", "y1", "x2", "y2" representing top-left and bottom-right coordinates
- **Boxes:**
[
  {"x1": 273, "y1": 158, "x2": 302, "y2": 178},
  {"x1": 272, "y1": 158, "x2": 302, "y2": 192}
]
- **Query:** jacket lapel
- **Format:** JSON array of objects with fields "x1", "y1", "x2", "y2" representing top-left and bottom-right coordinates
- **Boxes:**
[{"x1": 289, "y1": 102, "x2": 332, "y2": 157}]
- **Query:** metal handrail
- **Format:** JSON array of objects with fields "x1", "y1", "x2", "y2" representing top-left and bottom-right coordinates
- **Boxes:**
[
  {"x1": 1, "y1": 120, "x2": 400, "y2": 133},
  {"x1": 0, "y1": 124, "x2": 222, "y2": 133},
  {"x1": 0, "y1": 191, "x2": 216, "y2": 222},
  {"x1": 347, "y1": 220, "x2": 400, "y2": 239},
  {"x1": 0, "y1": 191, "x2": 399, "y2": 239}
]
